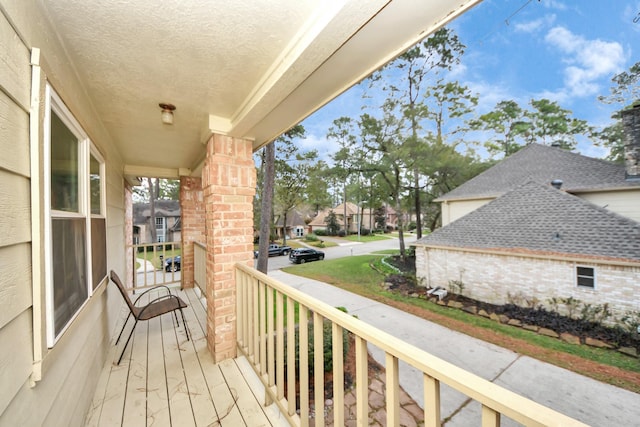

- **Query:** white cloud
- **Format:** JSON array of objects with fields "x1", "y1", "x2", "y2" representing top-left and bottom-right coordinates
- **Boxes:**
[
  {"x1": 541, "y1": 0, "x2": 568, "y2": 11},
  {"x1": 514, "y1": 14, "x2": 556, "y2": 33},
  {"x1": 544, "y1": 26, "x2": 626, "y2": 97}
]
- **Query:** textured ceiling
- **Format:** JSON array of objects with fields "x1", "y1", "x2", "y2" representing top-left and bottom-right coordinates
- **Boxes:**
[{"x1": 37, "y1": 0, "x2": 482, "y2": 179}]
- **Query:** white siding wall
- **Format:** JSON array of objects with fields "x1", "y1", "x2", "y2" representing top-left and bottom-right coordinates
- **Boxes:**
[
  {"x1": 441, "y1": 198, "x2": 492, "y2": 226},
  {"x1": 577, "y1": 189, "x2": 640, "y2": 222},
  {"x1": 0, "y1": 2, "x2": 127, "y2": 426},
  {"x1": 416, "y1": 246, "x2": 640, "y2": 321}
]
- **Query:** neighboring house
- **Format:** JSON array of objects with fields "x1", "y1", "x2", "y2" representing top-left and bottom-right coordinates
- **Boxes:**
[
  {"x1": 437, "y1": 143, "x2": 640, "y2": 225},
  {"x1": 308, "y1": 202, "x2": 359, "y2": 233},
  {"x1": 416, "y1": 108, "x2": 640, "y2": 320},
  {"x1": 275, "y1": 210, "x2": 306, "y2": 239},
  {"x1": 133, "y1": 200, "x2": 182, "y2": 244}
]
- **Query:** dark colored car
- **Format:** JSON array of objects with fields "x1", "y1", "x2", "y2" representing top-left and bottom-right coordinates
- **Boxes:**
[
  {"x1": 165, "y1": 256, "x2": 181, "y2": 272},
  {"x1": 288, "y1": 248, "x2": 324, "y2": 264}
]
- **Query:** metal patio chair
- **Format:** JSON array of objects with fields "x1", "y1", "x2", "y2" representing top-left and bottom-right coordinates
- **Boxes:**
[{"x1": 110, "y1": 270, "x2": 190, "y2": 364}]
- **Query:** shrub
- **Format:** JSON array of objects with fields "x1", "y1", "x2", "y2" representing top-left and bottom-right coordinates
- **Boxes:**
[
  {"x1": 305, "y1": 233, "x2": 319, "y2": 242},
  {"x1": 314, "y1": 229, "x2": 327, "y2": 236},
  {"x1": 361, "y1": 228, "x2": 371, "y2": 236},
  {"x1": 338, "y1": 230, "x2": 346, "y2": 237}
]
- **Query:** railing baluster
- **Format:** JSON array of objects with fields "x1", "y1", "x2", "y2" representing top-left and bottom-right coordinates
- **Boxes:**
[
  {"x1": 287, "y1": 296, "x2": 297, "y2": 417},
  {"x1": 355, "y1": 335, "x2": 368, "y2": 426},
  {"x1": 482, "y1": 405, "x2": 501, "y2": 427},
  {"x1": 313, "y1": 312, "x2": 324, "y2": 427},
  {"x1": 386, "y1": 353, "x2": 399, "y2": 427},
  {"x1": 259, "y1": 281, "x2": 267, "y2": 377},
  {"x1": 299, "y1": 305, "x2": 309, "y2": 426},
  {"x1": 276, "y1": 291, "x2": 284, "y2": 400},
  {"x1": 267, "y1": 284, "x2": 274, "y2": 386},
  {"x1": 424, "y1": 373, "x2": 441, "y2": 427},
  {"x1": 332, "y1": 323, "x2": 344, "y2": 427},
  {"x1": 252, "y1": 277, "x2": 259, "y2": 365}
]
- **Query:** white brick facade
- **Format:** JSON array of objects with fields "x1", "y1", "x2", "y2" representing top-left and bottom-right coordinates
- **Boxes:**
[{"x1": 416, "y1": 246, "x2": 640, "y2": 321}]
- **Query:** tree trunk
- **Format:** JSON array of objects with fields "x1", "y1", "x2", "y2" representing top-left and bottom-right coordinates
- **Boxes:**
[
  {"x1": 282, "y1": 211, "x2": 288, "y2": 246},
  {"x1": 414, "y1": 169, "x2": 422, "y2": 239},
  {"x1": 257, "y1": 143, "x2": 275, "y2": 273}
]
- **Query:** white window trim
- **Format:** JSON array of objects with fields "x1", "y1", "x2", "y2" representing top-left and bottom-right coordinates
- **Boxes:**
[
  {"x1": 576, "y1": 264, "x2": 596, "y2": 289},
  {"x1": 44, "y1": 85, "x2": 93, "y2": 347}
]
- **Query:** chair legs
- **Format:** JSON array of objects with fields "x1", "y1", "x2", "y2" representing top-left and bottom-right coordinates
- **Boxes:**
[{"x1": 116, "y1": 310, "x2": 190, "y2": 365}]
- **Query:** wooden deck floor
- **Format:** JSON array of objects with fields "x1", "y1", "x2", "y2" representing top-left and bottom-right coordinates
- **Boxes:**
[{"x1": 85, "y1": 287, "x2": 288, "y2": 427}]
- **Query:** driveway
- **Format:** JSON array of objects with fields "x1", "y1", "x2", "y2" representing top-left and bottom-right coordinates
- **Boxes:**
[{"x1": 267, "y1": 237, "x2": 639, "y2": 426}]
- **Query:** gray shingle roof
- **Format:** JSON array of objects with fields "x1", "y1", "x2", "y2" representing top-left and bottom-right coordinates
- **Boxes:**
[
  {"x1": 437, "y1": 143, "x2": 639, "y2": 201},
  {"x1": 417, "y1": 181, "x2": 640, "y2": 262}
]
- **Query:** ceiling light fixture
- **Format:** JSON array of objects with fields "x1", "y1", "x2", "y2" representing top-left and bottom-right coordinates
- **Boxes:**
[{"x1": 159, "y1": 103, "x2": 176, "y2": 125}]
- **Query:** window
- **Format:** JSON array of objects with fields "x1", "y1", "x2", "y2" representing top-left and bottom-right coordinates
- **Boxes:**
[
  {"x1": 45, "y1": 86, "x2": 106, "y2": 345},
  {"x1": 576, "y1": 266, "x2": 595, "y2": 288}
]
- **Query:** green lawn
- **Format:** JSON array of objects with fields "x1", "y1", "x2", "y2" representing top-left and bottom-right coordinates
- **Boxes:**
[
  {"x1": 342, "y1": 234, "x2": 392, "y2": 243},
  {"x1": 282, "y1": 254, "x2": 640, "y2": 392},
  {"x1": 137, "y1": 247, "x2": 181, "y2": 269}
]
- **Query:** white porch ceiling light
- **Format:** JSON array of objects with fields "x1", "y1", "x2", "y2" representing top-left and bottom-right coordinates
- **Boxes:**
[{"x1": 159, "y1": 103, "x2": 176, "y2": 125}]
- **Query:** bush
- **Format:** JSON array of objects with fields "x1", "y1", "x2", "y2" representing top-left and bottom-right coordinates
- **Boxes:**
[
  {"x1": 407, "y1": 221, "x2": 417, "y2": 231},
  {"x1": 284, "y1": 308, "x2": 351, "y2": 378},
  {"x1": 305, "y1": 233, "x2": 319, "y2": 242},
  {"x1": 338, "y1": 230, "x2": 346, "y2": 237},
  {"x1": 361, "y1": 228, "x2": 371, "y2": 236},
  {"x1": 314, "y1": 229, "x2": 327, "y2": 236}
]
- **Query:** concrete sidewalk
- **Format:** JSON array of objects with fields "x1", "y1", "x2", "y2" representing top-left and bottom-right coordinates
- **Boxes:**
[{"x1": 269, "y1": 270, "x2": 639, "y2": 426}]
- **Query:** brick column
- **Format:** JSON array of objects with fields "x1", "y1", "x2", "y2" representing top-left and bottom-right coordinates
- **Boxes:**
[
  {"x1": 179, "y1": 176, "x2": 205, "y2": 289},
  {"x1": 202, "y1": 133, "x2": 255, "y2": 362}
]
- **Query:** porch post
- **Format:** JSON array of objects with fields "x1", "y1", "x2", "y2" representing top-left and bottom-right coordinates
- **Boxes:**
[
  {"x1": 179, "y1": 176, "x2": 205, "y2": 289},
  {"x1": 202, "y1": 133, "x2": 255, "y2": 362},
  {"x1": 125, "y1": 185, "x2": 134, "y2": 286}
]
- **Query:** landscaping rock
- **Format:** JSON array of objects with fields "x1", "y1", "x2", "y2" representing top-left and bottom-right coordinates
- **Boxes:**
[
  {"x1": 462, "y1": 305, "x2": 477, "y2": 314},
  {"x1": 618, "y1": 347, "x2": 638, "y2": 358},
  {"x1": 478, "y1": 309, "x2": 490, "y2": 318},
  {"x1": 448, "y1": 301, "x2": 463, "y2": 309},
  {"x1": 522, "y1": 324, "x2": 539, "y2": 332},
  {"x1": 560, "y1": 333, "x2": 581, "y2": 345},
  {"x1": 507, "y1": 318, "x2": 522, "y2": 327},
  {"x1": 409, "y1": 293, "x2": 420, "y2": 298},
  {"x1": 489, "y1": 313, "x2": 501, "y2": 322},
  {"x1": 538, "y1": 328, "x2": 560, "y2": 338},
  {"x1": 499, "y1": 315, "x2": 510, "y2": 324},
  {"x1": 585, "y1": 337, "x2": 613, "y2": 349}
]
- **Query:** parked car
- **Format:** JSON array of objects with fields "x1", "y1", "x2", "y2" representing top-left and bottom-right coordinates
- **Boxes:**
[
  {"x1": 253, "y1": 243, "x2": 292, "y2": 258},
  {"x1": 165, "y1": 256, "x2": 181, "y2": 272},
  {"x1": 288, "y1": 248, "x2": 324, "y2": 264}
]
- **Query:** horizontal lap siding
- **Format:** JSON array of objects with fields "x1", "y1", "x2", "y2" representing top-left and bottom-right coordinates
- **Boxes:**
[{"x1": 0, "y1": 6, "x2": 34, "y2": 419}]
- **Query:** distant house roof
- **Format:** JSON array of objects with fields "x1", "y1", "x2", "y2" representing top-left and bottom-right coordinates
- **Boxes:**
[
  {"x1": 275, "y1": 210, "x2": 306, "y2": 228},
  {"x1": 416, "y1": 181, "x2": 640, "y2": 263},
  {"x1": 437, "y1": 143, "x2": 639, "y2": 202},
  {"x1": 133, "y1": 200, "x2": 181, "y2": 225},
  {"x1": 308, "y1": 209, "x2": 345, "y2": 227}
]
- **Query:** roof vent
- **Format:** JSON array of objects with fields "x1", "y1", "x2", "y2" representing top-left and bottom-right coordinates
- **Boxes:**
[
  {"x1": 550, "y1": 141, "x2": 562, "y2": 148},
  {"x1": 551, "y1": 179, "x2": 563, "y2": 189}
]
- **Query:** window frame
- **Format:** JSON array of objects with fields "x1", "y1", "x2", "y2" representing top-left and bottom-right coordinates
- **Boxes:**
[
  {"x1": 44, "y1": 85, "x2": 106, "y2": 347},
  {"x1": 576, "y1": 265, "x2": 596, "y2": 289}
]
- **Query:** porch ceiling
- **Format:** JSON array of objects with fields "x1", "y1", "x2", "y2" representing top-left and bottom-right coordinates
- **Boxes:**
[{"x1": 39, "y1": 0, "x2": 481, "y2": 178}]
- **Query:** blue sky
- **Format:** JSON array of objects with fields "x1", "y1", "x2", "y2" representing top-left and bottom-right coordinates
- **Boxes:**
[{"x1": 297, "y1": 0, "x2": 639, "y2": 161}]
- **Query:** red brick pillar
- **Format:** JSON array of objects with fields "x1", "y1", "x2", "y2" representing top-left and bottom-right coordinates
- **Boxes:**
[
  {"x1": 202, "y1": 133, "x2": 255, "y2": 362},
  {"x1": 179, "y1": 176, "x2": 205, "y2": 289}
]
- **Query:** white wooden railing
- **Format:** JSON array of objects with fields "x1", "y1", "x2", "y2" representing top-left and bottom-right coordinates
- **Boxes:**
[
  {"x1": 235, "y1": 263, "x2": 588, "y2": 427},
  {"x1": 130, "y1": 242, "x2": 181, "y2": 291},
  {"x1": 194, "y1": 241, "x2": 207, "y2": 296}
]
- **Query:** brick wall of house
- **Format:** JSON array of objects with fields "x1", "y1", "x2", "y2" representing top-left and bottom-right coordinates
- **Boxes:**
[
  {"x1": 202, "y1": 133, "x2": 256, "y2": 362},
  {"x1": 180, "y1": 176, "x2": 205, "y2": 289},
  {"x1": 416, "y1": 246, "x2": 640, "y2": 321}
]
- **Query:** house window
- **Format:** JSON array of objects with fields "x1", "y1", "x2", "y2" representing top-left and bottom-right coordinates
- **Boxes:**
[
  {"x1": 576, "y1": 266, "x2": 595, "y2": 288},
  {"x1": 295, "y1": 226, "x2": 304, "y2": 237},
  {"x1": 45, "y1": 86, "x2": 106, "y2": 345}
]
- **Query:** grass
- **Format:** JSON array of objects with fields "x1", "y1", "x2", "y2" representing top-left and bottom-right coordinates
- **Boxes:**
[
  {"x1": 282, "y1": 254, "x2": 640, "y2": 393},
  {"x1": 342, "y1": 234, "x2": 391, "y2": 242}
]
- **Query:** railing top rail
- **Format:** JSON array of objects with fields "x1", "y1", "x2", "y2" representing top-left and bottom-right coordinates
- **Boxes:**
[
  {"x1": 194, "y1": 241, "x2": 206, "y2": 250},
  {"x1": 235, "y1": 262, "x2": 589, "y2": 427}
]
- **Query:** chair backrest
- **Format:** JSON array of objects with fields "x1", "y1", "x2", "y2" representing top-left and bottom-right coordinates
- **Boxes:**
[{"x1": 110, "y1": 270, "x2": 136, "y2": 314}]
